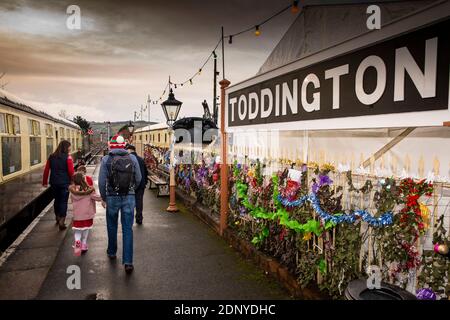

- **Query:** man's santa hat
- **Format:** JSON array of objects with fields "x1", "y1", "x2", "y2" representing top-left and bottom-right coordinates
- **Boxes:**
[{"x1": 109, "y1": 135, "x2": 126, "y2": 149}]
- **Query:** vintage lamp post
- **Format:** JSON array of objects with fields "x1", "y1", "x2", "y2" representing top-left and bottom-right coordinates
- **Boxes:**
[
  {"x1": 127, "y1": 120, "x2": 135, "y2": 143},
  {"x1": 127, "y1": 120, "x2": 135, "y2": 134},
  {"x1": 161, "y1": 88, "x2": 182, "y2": 212}
]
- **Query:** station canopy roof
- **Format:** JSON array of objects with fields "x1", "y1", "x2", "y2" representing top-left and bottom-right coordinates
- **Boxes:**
[{"x1": 257, "y1": 0, "x2": 435, "y2": 75}]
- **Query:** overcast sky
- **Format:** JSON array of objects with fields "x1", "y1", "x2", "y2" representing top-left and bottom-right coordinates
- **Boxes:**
[{"x1": 0, "y1": 0, "x2": 298, "y2": 123}]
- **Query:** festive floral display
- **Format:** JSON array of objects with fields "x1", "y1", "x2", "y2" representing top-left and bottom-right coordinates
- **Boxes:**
[
  {"x1": 416, "y1": 288, "x2": 436, "y2": 300},
  {"x1": 144, "y1": 144, "x2": 168, "y2": 170},
  {"x1": 226, "y1": 160, "x2": 447, "y2": 299},
  {"x1": 175, "y1": 159, "x2": 221, "y2": 214},
  {"x1": 173, "y1": 154, "x2": 449, "y2": 299}
]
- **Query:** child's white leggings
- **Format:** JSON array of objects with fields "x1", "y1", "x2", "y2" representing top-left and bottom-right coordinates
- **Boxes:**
[{"x1": 74, "y1": 229, "x2": 90, "y2": 244}]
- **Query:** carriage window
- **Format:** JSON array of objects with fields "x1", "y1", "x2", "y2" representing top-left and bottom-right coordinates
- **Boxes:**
[
  {"x1": 28, "y1": 119, "x2": 41, "y2": 136},
  {"x1": 165, "y1": 133, "x2": 167, "y2": 142},
  {"x1": 158, "y1": 133, "x2": 160, "y2": 142},
  {"x1": 45, "y1": 124, "x2": 53, "y2": 137},
  {"x1": 0, "y1": 113, "x2": 5, "y2": 133},
  {"x1": 2, "y1": 136, "x2": 22, "y2": 175},
  {"x1": 4, "y1": 114, "x2": 20, "y2": 134},
  {"x1": 13, "y1": 115, "x2": 20, "y2": 134},
  {"x1": 46, "y1": 138, "x2": 54, "y2": 158},
  {"x1": 60, "y1": 127, "x2": 65, "y2": 141},
  {"x1": 30, "y1": 137, "x2": 41, "y2": 166}
]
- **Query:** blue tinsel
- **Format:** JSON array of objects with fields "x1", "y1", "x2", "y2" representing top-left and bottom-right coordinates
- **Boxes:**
[{"x1": 277, "y1": 193, "x2": 393, "y2": 227}]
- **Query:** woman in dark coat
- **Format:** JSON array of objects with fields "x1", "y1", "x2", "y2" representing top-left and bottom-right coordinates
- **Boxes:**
[{"x1": 42, "y1": 140, "x2": 75, "y2": 230}]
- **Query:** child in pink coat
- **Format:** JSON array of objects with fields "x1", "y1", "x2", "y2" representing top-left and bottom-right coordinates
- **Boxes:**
[{"x1": 69, "y1": 172, "x2": 103, "y2": 256}]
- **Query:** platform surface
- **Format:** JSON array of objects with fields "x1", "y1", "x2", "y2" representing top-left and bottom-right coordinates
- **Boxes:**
[{"x1": 1, "y1": 164, "x2": 290, "y2": 300}]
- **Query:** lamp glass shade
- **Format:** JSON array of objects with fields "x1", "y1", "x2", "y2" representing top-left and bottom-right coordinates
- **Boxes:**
[{"x1": 161, "y1": 89, "x2": 182, "y2": 126}]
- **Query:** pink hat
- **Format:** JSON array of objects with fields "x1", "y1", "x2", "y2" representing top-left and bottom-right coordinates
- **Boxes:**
[{"x1": 109, "y1": 135, "x2": 126, "y2": 149}]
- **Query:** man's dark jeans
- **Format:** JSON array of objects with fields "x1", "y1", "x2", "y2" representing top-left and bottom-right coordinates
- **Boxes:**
[
  {"x1": 106, "y1": 195, "x2": 135, "y2": 265},
  {"x1": 135, "y1": 188, "x2": 145, "y2": 223}
]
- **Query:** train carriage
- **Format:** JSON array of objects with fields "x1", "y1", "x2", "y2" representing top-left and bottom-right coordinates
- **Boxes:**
[{"x1": 0, "y1": 89, "x2": 82, "y2": 185}]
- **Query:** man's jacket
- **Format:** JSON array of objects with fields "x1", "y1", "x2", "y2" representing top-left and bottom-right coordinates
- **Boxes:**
[
  {"x1": 131, "y1": 151, "x2": 148, "y2": 190},
  {"x1": 98, "y1": 149, "x2": 142, "y2": 200}
]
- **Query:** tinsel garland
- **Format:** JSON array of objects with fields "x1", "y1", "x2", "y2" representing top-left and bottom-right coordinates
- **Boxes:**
[
  {"x1": 229, "y1": 162, "x2": 441, "y2": 297},
  {"x1": 393, "y1": 178, "x2": 434, "y2": 272},
  {"x1": 235, "y1": 179, "x2": 325, "y2": 236},
  {"x1": 278, "y1": 193, "x2": 393, "y2": 227}
]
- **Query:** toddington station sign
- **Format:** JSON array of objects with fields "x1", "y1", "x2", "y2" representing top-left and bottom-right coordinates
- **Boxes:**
[{"x1": 227, "y1": 18, "x2": 450, "y2": 129}]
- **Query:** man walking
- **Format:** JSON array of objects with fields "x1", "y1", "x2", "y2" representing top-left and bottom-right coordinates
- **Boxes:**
[
  {"x1": 126, "y1": 144, "x2": 148, "y2": 225},
  {"x1": 99, "y1": 135, "x2": 142, "y2": 274}
]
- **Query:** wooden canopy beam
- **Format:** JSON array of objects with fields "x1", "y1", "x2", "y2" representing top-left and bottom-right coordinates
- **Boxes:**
[{"x1": 362, "y1": 127, "x2": 416, "y2": 168}]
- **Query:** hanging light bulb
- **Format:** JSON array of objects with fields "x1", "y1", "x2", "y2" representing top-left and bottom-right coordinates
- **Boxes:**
[
  {"x1": 180, "y1": 83, "x2": 183, "y2": 87},
  {"x1": 174, "y1": 84, "x2": 177, "y2": 89},
  {"x1": 190, "y1": 79, "x2": 193, "y2": 85},
  {"x1": 291, "y1": 0, "x2": 299, "y2": 13},
  {"x1": 254, "y1": 25, "x2": 261, "y2": 36},
  {"x1": 228, "y1": 35, "x2": 233, "y2": 44},
  {"x1": 198, "y1": 68, "x2": 202, "y2": 75}
]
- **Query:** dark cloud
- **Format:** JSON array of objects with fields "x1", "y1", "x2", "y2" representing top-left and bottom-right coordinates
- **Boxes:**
[{"x1": 0, "y1": 0, "x2": 297, "y2": 121}]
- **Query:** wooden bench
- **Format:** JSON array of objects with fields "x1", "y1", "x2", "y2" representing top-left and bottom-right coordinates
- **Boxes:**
[{"x1": 148, "y1": 171, "x2": 169, "y2": 197}]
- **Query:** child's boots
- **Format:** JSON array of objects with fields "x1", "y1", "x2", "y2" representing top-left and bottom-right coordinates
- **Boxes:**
[{"x1": 73, "y1": 240, "x2": 82, "y2": 256}]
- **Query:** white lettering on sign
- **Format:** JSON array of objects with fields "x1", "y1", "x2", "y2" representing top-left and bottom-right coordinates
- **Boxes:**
[
  {"x1": 260, "y1": 88, "x2": 273, "y2": 118},
  {"x1": 394, "y1": 37, "x2": 437, "y2": 101},
  {"x1": 301, "y1": 74, "x2": 320, "y2": 112},
  {"x1": 229, "y1": 97, "x2": 237, "y2": 122},
  {"x1": 275, "y1": 84, "x2": 281, "y2": 116},
  {"x1": 355, "y1": 55, "x2": 387, "y2": 105},
  {"x1": 227, "y1": 20, "x2": 449, "y2": 128},
  {"x1": 248, "y1": 92, "x2": 259, "y2": 120},
  {"x1": 282, "y1": 79, "x2": 298, "y2": 115},
  {"x1": 238, "y1": 95, "x2": 247, "y2": 120},
  {"x1": 325, "y1": 64, "x2": 349, "y2": 110}
]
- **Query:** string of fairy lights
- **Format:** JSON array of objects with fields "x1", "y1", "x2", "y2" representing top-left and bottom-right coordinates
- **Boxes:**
[{"x1": 132, "y1": 0, "x2": 302, "y2": 122}]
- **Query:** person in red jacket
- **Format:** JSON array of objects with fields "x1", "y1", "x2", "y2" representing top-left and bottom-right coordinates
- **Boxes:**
[{"x1": 43, "y1": 140, "x2": 75, "y2": 230}]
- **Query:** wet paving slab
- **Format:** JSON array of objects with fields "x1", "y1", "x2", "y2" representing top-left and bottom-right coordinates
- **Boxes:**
[
  {"x1": 36, "y1": 166, "x2": 291, "y2": 300},
  {"x1": 0, "y1": 165, "x2": 93, "y2": 299},
  {"x1": 0, "y1": 205, "x2": 73, "y2": 300}
]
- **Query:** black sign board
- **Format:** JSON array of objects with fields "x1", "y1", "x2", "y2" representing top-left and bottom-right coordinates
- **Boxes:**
[{"x1": 228, "y1": 18, "x2": 450, "y2": 127}]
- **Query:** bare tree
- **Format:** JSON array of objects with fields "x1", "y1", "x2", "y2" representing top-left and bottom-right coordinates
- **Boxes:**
[
  {"x1": 58, "y1": 109, "x2": 70, "y2": 119},
  {"x1": 0, "y1": 72, "x2": 8, "y2": 89}
]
